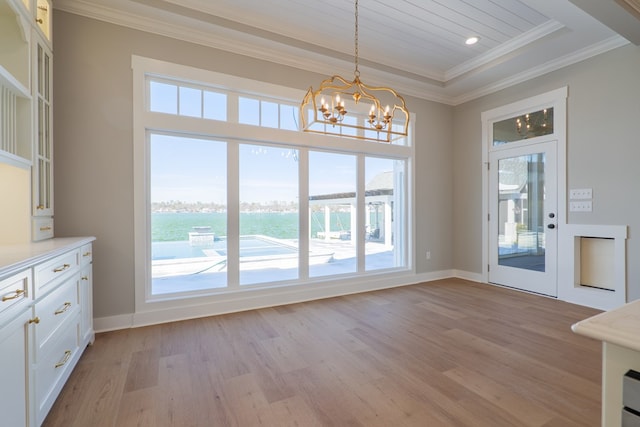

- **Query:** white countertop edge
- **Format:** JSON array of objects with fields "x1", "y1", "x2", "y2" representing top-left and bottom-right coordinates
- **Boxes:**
[
  {"x1": 572, "y1": 299, "x2": 640, "y2": 352},
  {"x1": 0, "y1": 236, "x2": 96, "y2": 277}
]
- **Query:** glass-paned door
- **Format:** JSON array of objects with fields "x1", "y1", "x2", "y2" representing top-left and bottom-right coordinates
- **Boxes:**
[{"x1": 489, "y1": 140, "x2": 557, "y2": 296}]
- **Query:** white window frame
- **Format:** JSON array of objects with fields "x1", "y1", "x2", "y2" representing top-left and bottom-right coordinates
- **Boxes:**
[{"x1": 132, "y1": 55, "x2": 415, "y2": 325}]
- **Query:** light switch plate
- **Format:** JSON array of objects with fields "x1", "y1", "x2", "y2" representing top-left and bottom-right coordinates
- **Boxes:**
[
  {"x1": 570, "y1": 201, "x2": 592, "y2": 212},
  {"x1": 569, "y1": 188, "x2": 592, "y2": 199}
]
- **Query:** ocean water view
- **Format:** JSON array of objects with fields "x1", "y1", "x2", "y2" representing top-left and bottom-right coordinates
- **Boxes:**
[{"x1": 152, "y1": 211, "x2": 352, "y2": 242}]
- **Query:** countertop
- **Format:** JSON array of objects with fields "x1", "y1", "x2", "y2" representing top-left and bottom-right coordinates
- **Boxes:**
[
  {"x1": 572, "y1": 299, "x2": 640, "y2": 352},
  {"x1": 0, "y1": 237, "x2": 95, "y2": 277}
]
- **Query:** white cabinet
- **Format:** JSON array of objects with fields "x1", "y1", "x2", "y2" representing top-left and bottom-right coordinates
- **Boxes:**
[
  {"x1": 1, "y1": 0, "x2": 55, "y2": 241},
  {"x1": 0, "y1": 268, "x2": 33, "y2": 427},
  {"x1": 34, "y1": 0, "x2": 51, "y2": 43},
  {"x1": 0, "y1": 307, "x2": 32, "y2": 427},
  {"x1": 0, "y1": 237, "x2": 94, "y2": 427},
  {"x1": 79, "y1": 244, "x2": 94, "y2": 344},
  {"x1": 572, "y1": 300, "x2": 640, "y2": 426}
]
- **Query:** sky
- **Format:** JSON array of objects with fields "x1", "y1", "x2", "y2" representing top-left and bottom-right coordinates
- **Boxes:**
[{"x1": 148, "y1": 81, "x2": 397, "y2": 204}]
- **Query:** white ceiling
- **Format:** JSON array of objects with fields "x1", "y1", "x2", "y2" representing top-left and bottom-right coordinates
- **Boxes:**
[{"x1": 54, "y1": 0, "x2": 636, "y2": 105}]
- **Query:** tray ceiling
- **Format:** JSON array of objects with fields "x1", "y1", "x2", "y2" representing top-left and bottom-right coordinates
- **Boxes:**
[{"x1": 54, "y1": 0, "x2": 634, "y2": 104}]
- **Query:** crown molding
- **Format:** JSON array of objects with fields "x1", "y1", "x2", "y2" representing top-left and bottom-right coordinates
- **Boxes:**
[
  {"x1": 54, "y1": 0, "x2": 630, "y2": 106},
  {"x1": 445, "y1": 20, "x2": 566, "y2": 81},
  {"x1": 451, "y1": 35, "x2": 629, "y2": 105}
]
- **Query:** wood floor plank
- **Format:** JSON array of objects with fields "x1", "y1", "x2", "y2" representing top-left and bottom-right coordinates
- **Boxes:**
[{"x1": 43, "y1": 279, "x2": 603, "y2": 426}]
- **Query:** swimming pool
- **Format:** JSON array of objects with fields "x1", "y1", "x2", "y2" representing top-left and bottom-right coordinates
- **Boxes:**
[
  {"x1": 152, "y1": 235, "x2": 298, "y2": 260},
  {"x1": 152, "y1": 235, "x2": 334, "y2": 278}
]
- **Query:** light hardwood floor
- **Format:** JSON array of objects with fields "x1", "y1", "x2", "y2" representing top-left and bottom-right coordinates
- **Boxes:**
[{"x1": 43, "y1": 279, "x2": 602, "y2": 426}]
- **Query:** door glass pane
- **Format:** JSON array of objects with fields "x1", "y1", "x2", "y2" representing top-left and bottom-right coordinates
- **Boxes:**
[
  {"x1": 365, "y1": 157, "x2": 405, "y2": 271},
  {"x1": 150, "y1": 134, "x2": 227, "y2": 295},
  {"x1": 239, "y1": 145, "x2": 299, "y2": 285},
  {"x1": 497, "y1": 153, "x2": 546, "y2": 272},
  {"x1": 44, "y1": 52, "x2": 50, "y2": 101},
  {"x1": 493, "y1": 107, "x2": 553, "y2": 145},
  {"x1": 309, "y1": 151, "x2": 357, "y2": 277}
]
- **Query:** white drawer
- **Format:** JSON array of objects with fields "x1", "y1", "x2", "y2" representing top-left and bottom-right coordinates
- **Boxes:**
[
  {"x1": 79, "y1": 243, "x2": 93, "y2": 266},
  {"x1": 0, "y1": 269, "x2": 31, "y2": 320},
  {"x1": 34, "y1": 276, "x2": 80, "y2": 354},
  {"x1": 32, "y1": 217, "x2": 54, "y2": 241},
  {"x1": 34, "y1": 249, "x2": 79, "y2": 297},
  {"x1": 35, "y1": 314, "x2": 80, "y2": 423}
]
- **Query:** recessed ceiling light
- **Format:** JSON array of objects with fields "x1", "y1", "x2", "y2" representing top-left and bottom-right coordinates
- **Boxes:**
[{"x1": 465, "y1": 36, "x2": 480, "y2": 45}]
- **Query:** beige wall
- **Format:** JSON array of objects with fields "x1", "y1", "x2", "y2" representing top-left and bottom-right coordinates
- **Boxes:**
[
  {"x1": 53, "y1": 11, "x2": 454, "y2": 319},
  {"x1": 452, "y1": 43, "x2": 640, "y2": 300}
]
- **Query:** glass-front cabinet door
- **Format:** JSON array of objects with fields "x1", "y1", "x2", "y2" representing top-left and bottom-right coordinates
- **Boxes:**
[{"x1": 32, "y1": 30, "x2": 54, "y2": 240}]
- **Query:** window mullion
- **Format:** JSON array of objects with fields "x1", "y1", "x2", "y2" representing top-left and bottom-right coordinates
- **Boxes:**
[
  {"x1": 227, "y1": 141, "x2": 240, "y2": 287},
  {"x1": 228, "y1": 93, "x2": 239, "y2": 123},
  {"x1": 357, "y1": 154, "x2": 366, "y2": 272},
  {"x1": 299, "y1": 149, "x2": 310, "y2": 279}
]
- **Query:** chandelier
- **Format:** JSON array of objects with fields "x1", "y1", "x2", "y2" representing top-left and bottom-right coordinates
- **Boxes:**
[{"x1": 299, "y1": 0, "x2": 409, "y2": 143}]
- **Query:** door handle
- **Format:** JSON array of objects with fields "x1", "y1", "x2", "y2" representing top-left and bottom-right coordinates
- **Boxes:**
[{"x1": 547, "y1": 224, "x2": 556, "y2": 229}]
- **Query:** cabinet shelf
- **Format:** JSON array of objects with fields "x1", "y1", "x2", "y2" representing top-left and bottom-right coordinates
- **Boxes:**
[
  {"x1": 0, "y1": 63, "x2": 32, "y2": 167},
  {"x1": 0, "y1": 0, "x2": 31, "y2": 90},
  {"x1": 0, "y1": 63, "x2": 30, "y2": 98}
]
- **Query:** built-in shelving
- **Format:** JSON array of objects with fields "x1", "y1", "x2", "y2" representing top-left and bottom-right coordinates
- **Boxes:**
[
  {"x1": 0, "y1": 64, "x2": 32, "y2": 168},
  {"x1": 0, "y1": 0, "x2": 33, "y2": 168},
  {"x1": 0, "y1": 0, "x2": 31, "y2": 88}
]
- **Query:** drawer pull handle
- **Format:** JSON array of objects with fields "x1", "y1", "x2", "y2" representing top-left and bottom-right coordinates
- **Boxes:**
[
  {"x1": 54, "y1": 302, "x2": 72, "y2": 315},
  {"x1": 83, "y1": 252, "x2": 92, "y2": 257},
  {"x1": 55, "y1": 350, "x2": 72, "y2": 368},
  {"x1": 2, "y1": 289, "x2": 25, "y2": 302},
  {"x1": 53, "y1": 264, "x2": 71, "y2": 273},
  {"x1": 81, "y1": 276, "x2": 89, "y2": 281},
  {"x1": 29, "y1": 317, "x2": 40, "y2": 324},
  {"x1": 40, "y1": 226, "x2": 52, "y2": 231}
]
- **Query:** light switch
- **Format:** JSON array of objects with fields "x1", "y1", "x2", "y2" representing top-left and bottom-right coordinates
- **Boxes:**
[
  {"x1": 569, "y1": 188, "x2": 592, "y2": 199},
  {"x1": 570, "y1": 201, "x2": 592, "y2": 212}
]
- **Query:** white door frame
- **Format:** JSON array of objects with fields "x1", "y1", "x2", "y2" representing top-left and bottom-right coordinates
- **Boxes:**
[
  {"x1": 488, "y1": 140, "x2": 557, "y2": 296},
  {"x1": 481, "y1": 87, "x2": 568, "y2": 289}
]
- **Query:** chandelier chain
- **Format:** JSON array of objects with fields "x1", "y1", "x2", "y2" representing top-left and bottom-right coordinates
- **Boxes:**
[{"x1": 354, "y1": 0, "x2": 360, "y2": 78}]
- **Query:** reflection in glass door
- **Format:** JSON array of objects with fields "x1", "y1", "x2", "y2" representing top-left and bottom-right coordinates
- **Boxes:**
[
  {"x1": 497, "y1": 153, "x2": 545, "y2": 272},
  {"x1": 489, "y1": 141, "x2": 557, "y2": 296}
]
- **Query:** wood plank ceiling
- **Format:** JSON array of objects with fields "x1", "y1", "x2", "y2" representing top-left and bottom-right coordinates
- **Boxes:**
[{"x1": 55, "y1": 0, "x2": 634, "y2": 104}]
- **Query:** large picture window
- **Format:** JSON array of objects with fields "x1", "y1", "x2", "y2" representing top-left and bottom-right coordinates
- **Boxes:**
[{"x1": 133, "y1": 56, "x2": 414, "y2": 311}]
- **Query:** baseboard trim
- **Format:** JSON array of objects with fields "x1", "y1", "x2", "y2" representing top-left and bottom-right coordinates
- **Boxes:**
[
  {"x1": 93, "y1": 313, "x2": 135, "y2": 333},
  {"x1": 451, "y1": 269, "x2": 484, "y2": 283},
  {"x1": 94, "y1": 269, "x2": 456, "y2": 332}
]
